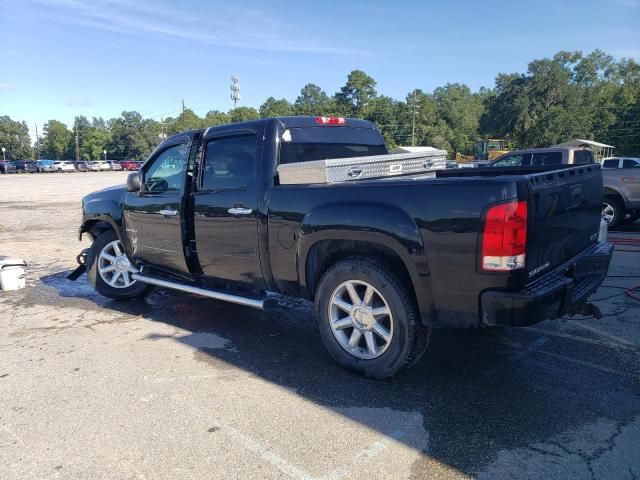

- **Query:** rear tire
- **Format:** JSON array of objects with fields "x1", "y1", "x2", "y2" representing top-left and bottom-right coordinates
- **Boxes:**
[
  {"x1": 315, "y1": 257, "x2": 430, "y2": 379},
  {"x1": 87, "y1": 230, "x2": 151, "y2": 300},
  {"x1": 603, "y1": 196, "x2": 624, "y2": 228}
]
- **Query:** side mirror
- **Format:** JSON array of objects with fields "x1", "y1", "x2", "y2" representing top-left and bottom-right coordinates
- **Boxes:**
[{"x1": 126, "y1": 172, "x2": 142, "y2": 192}]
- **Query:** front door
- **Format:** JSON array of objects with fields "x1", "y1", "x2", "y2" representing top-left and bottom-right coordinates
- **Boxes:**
[
  {"x1": 192, "y1": 130, "x2": 264, "y2": 290},
  {"x1": 123, "y1": 140, "x2": 190, "y2": 274}
]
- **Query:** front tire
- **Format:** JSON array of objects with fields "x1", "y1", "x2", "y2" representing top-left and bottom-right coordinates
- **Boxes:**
[
  {"x1": 315, "y1": 257, "x2": 430, "y2": 379},
  {"x1": 87, "y1": 230, "x2": 151, "y2": 300}
]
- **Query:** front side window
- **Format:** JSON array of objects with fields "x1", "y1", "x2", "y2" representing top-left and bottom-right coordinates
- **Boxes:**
[
  {"x1": 143, "y1": 143, "x2": 188, "y2": 193},
  {"x1": 201, "y1": 134, "x2": 256, "y2": 190},
  {"x1": 623, "y1": 159, "x2": 640, "y2": 168}
]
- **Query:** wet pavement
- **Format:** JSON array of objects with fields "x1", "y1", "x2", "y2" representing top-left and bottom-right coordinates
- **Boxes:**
[{"x1": 1, "y1": 172, "x2": 639, "y2": 479}]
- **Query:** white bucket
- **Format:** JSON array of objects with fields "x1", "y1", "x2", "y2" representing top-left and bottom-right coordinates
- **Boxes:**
[{"x1": 0, "y1": 258, "x2": 27, "y2": 291}]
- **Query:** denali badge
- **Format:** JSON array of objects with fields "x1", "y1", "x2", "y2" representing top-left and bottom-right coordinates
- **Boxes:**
[{"x1": 529, "y1": 261, "x2": 550, "y2": 277}]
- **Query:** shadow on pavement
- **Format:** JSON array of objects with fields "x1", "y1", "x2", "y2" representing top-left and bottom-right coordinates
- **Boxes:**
[{"x1": 38, "y1": 270, "x2": 640, "y2": 476}]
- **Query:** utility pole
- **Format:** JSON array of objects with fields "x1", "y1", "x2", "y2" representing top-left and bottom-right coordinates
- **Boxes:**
[
  {"x1": 411, "y1": 90, "x2": 419, "y2": 147},
  {"x1": 34, "y1": 123, "x2": 40, "y2": 159},
  {"x1": 182, "y1": 99, "x2": 186, "y2": 115},
  {"x1": 74, "y1": 120, "x2": 80, "y2": 162}
]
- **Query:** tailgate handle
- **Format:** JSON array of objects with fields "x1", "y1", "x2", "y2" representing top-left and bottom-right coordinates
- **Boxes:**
[{"x1": 347, "y1": 167, "x2": 363, "y2": 178}]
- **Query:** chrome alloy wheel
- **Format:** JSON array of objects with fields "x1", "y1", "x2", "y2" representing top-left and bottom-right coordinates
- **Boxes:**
[
  {"x1": 97, "y1": 240, "x2": 138, "y2": 289},
  {"x1": 328, "y1": 280, "x2": 393, "y2": 360},
  {"x1": 602, "y1": 202, "x2": 615, "y2": 225}
]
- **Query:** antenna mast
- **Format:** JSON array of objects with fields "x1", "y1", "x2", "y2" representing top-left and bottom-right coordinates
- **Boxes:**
[{"x1": 230, "y1": 76, "x2": 241, "y2": 109}]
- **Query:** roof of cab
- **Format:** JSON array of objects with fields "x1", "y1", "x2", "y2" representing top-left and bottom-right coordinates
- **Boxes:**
[{"x1": 159, "y1": 116, "x2": 377, "y2": 147}]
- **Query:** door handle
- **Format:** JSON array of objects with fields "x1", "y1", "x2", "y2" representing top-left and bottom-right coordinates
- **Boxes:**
[
  {"x1": 159, "y1": 208, "x2": 178, "y2": 216},
  {"x1": 227, "y1": 207, "x2": 253, "y2": 215}
]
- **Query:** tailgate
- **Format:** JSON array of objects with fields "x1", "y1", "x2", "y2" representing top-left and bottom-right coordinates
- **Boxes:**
[{"x1": 525, "y1": 165, "x2": 603, "y2": 281}]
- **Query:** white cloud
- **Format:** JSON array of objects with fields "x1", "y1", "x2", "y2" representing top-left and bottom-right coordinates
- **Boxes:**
[{"x1": 35, "y1": 0, "x2": 365, "y2": 55}]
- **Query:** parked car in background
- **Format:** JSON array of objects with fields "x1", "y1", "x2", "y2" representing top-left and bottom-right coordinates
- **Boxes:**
[
  {"x1": 107, "y1": 161, "x2": 122, "y2": 171},
  {"x1": 89, "y1": 161, "x2": 110, "y2": 171},
  {"x1": 37, "y1": 159, "x2": 56, "y2": 172},
  {"x1": 602, "y1": 167, "x2": 640, "y2": 227},
  {"x1": 489, "y1": 147, "x2": 595, "y2": 167},
  {"x1": 15, "y1": 160, "x2": 39, "y2": 173},
  {"x1": 602, "y1": 157, "x2": 640, "y2": 169},
  {"x1": 120, "y1": 160, "x2": 139, "y2": 171},
  {"x1": 53, "y1": 161, "x2": 76, "y2": 173},
  {"x1": 74, "y1": 161, "x2": 90, "y2": 172},
  {"x1": 0, "y1": 160, "x2": 18, "y2": 174}
]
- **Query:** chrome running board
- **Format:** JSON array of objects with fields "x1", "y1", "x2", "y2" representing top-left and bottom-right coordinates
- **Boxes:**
[{"x1": 131, "y1": 273, "x2": 266, "y2": 309}]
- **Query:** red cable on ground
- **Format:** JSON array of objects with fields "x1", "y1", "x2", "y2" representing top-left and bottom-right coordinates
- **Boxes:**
[{"x1": 625, "y1": 284, "x2": 640, "y2": 301}]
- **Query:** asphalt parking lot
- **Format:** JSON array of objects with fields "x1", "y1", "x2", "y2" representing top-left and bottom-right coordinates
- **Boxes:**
[{"x1": 1, "y1": 172, "x2": 639, "y2": 479}]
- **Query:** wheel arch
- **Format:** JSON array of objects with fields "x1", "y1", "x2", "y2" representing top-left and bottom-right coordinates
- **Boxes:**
[
  {"x1": 603, "y1": 187, "x2": 628, "y2": 209},
  {"x1": 297, "y1": 205, "x2": 433, "y2": 324}
]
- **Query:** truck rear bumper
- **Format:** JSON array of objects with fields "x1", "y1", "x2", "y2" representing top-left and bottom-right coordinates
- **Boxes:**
[{"x1": 480, "y1": 242, "x2": 614, "y2": 327}]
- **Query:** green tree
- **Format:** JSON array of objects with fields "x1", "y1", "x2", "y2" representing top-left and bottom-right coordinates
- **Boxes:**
[
  {"x1": 107, "y1": 111, "x2": 153, "y2": 160},
  {"x1": 335, "y1": 70, "x2": 377, "y2": 118},
  {"x1": 204, "y1": 110, "x2": 230, "y2": 126},
  {"x1": 259, "y1": 97, "x2": 294, "y2": 117},
  {"x1": 228, "y1": 107, "x2": 260, "y2": 123},
  {"x1": 42, "y1": 120, "x2": 71, "y2": 159},
  {"x1": 294, "y1": 84, "x2": 332, "y2": 115},
  {"x1": 170, "y1": 109, "x2": 203, "y2": 134},
  {"x1": 0, "y1": 116, "x2": 31, "y2": 159}
]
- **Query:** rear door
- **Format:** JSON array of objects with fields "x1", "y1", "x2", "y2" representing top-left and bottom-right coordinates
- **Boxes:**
[
  {"x1": 191, "y1": 129, "x2": 264, "y2": 289},
  {"x1": 525, "y1": 165, "x2": 603, "y2": 280},
  {"x1": 123, "y1": 138, "x2": 190, "y2": 273}
]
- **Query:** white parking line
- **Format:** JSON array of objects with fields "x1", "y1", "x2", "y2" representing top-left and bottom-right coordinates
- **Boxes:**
[
  {"x1": 573, "y1": 322, "x2": 638, "y2": 347},
  {"x1": 216, "y1": 421, "x2": 411, "y2": 480}
]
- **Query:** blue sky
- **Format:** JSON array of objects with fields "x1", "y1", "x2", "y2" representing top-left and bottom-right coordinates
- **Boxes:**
[{"x1": 1, "y1": 0, "x2": 639, "y2": 136}]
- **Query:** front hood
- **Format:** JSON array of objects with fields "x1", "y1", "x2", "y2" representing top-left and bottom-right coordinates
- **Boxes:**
[
  {"x1": 83, "y1": 184, "x2": 126, "y2": 201},
  {"x1": 81, "y1": 185, "x2": 127, "y2": 220}
]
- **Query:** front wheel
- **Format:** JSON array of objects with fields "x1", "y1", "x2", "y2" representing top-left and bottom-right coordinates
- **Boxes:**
[
  {"x1": 602, "y1": 196, "x2": 624, "y2": 228},
  {"x1": 87, "y1": 230, "x2": 151, "y2": 300},
  {"x1": 315, "y1": 258, "x2": 430, "y2": 379}
]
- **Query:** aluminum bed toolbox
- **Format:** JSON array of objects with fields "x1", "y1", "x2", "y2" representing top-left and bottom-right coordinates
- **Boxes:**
[{"x1": 277, "y1": 150, "x2": 447, "y2": 185}]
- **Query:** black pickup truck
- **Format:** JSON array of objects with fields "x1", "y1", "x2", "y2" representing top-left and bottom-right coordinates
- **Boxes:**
[{"x1": 75, "y1": 116, "x2": 613, "y2": 378}]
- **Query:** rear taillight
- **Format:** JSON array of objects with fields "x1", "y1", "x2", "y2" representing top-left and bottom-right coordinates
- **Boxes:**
[
  {"x1": 315, "y1": 116, "x2": 346, "y2": 125},
  {"x1": 481, "y1": 200, "x2": 528, "y2": 272}
]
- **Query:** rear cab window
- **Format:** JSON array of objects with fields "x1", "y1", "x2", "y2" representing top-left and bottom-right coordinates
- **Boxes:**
[
  {"x1": 573, "y1": 150, "x2": 594, "y2": 164},
  {"x1": 278, "y1": 126, "x2": 387, "y2": 165},
  {"x1": 531, "y1": 151, "x2": 563, "y2": 166}
]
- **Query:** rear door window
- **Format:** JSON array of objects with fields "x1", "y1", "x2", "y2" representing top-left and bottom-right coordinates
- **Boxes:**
[
  {"x1": 201, "y1": 134, "x2": 257, "y2": 190},
  {"x1": 602, "y1": 159, "x2": 619, "y2": 168}
]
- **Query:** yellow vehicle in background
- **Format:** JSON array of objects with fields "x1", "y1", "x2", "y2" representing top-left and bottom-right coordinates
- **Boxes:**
[
  {"x1": 475, "y1": 138, "x2": 509, "y2": 161},
  {"x1": 455, "y1": 138, "x2": 510, "y2": 164}
]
